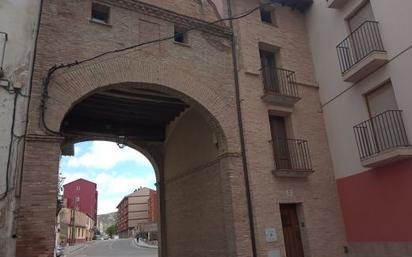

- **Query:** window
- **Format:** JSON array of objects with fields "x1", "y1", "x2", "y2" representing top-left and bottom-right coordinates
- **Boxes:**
[
  {"x1": 76, "y1": 186, "x2": 80, "y2": 191},
  {"x1": 259, "y1": 49, "x2": 279, "y2": 92},
  {"x1": 260, "y1": 8, "x2": 272, "y2": 24},
  {"x1": 348, "y1": 0, "x2": 375, "y2": 31},
  {"x1": 269, "y1": 115, "x2": 291, "y2": 169},
  {"x1": 91, "y1": 3, "x2": 110, "y2": 24},
  {"x1": 260, "y1": 6, "x2": 277, "y2": 25},
  {"x1": 366, "y1": 82, "x2": 398, "y2": 117},
  {"x1": 76, "y1": 196, "x2": 80, "y2": 202},
  {"x1": 174, "y1": 25, "x2": 187, "y2": 44}
]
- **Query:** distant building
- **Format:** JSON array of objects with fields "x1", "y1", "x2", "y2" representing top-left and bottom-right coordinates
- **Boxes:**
[
  {"x1": 57, "y1": 208, "x2": 95, "y2": 245},
  {"x1": 63, "y1": 178, "x2": 98, "y2": 222},
  {"x1": 117, "y1": 187, "x2": 158, "y2": 239}
]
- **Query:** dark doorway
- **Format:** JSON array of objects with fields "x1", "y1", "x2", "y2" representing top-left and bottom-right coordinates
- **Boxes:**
[
  {"x1": 280, "y1": 204, "x2": 305, "y2": 257},
  {"x1": 269, "y1": 116, "x2": 291, "y2": 169}
]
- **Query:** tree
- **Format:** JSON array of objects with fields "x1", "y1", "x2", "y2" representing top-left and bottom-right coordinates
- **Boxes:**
[
  {"x1": 56, "y1": 172, "x2": 65, "y2": 216},
  {"x1": 106, "y1": 224, "x2": 117, "y2": 238}
]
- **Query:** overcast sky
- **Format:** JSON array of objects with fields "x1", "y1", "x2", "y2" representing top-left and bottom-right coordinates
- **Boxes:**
[{"x1": 60, "y1": 141, "x2": 156, "y2": 215}]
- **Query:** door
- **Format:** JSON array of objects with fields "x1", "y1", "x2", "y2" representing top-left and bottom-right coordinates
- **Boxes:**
[
  {"x1": 365, "y1": 82, "x2": 403, "y2": 152},
  {"x1": 347, "y1": 1, "x2": 376, "y2": 61},
  {"x1": 270, "y1": 116, "x2": 291, "y2": 169},
  {"x1": 280, "y1": 204, "x2": 305, "y2": 257},
  {"x1": 260, "y1": 49, "x2": 279, "y2": 93}
]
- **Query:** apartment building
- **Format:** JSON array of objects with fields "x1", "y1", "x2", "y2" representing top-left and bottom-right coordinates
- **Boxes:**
[
  {"x1": 63, "y1": 179, "x2": 98, "y2": 222},
  {"x1": 306, "y1": 0, "x2": 412, "y2": 256},
  {"x1": 58, "y1": 207, "x2": 95, "y2": 245},
  {"x1": 117, "y1": 187, "x2": 158, "y2": 239}
]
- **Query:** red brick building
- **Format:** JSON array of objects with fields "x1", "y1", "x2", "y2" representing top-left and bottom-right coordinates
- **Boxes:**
[
  {"x1": 117, "y1": 187, "x2": 158, "y2": 238},
  {"x1": 63, "y1": 178, "x2": 98, "y2": 222}
]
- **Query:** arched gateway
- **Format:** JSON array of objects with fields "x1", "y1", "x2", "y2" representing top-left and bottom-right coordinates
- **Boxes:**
[{"x1": 16, "y1": 1, "x2": 252, "y2": 257}]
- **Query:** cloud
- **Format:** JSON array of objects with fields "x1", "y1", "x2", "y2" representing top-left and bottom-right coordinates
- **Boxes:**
[
  {"x1": 67, "y1": 141, "x2": 152, "y2": 170},
  {"x1": 62, "y1": 166, "x2": 156, "y2": 214},
  {"x1": 61, "y1": 141, "x2": 157, "y2": 214}
]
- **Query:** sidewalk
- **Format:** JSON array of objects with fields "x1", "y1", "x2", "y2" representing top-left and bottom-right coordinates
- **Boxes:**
[
  {"x1": 133, "y1": 238, "x2": 158, "y2": 249},
  {"x1": 64, "y1": 243, "x2": 86, "y2": 255}
]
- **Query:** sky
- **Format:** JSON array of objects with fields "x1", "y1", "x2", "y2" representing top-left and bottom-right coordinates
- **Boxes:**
[{"x1": 60, "y1": 141, "x2": 156, "y2": 215}]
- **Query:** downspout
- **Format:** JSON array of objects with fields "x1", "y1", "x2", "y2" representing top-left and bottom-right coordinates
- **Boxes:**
[{"x1": 227, "y1": 1, "x2": 257, "y2": 256}]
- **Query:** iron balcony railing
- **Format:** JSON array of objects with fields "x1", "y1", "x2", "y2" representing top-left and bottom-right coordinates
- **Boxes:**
[
  {"x1": 353, "y1": 110, "x2": 410, "y2": 160},
  {"x1": 272, "y1": 137, "x2": 313, "y2": 171},
  {"x1": 261, "y1": 66, "x2": 299, "y2": 98},
  {"x1": 336, "y1": 21, "x2": 385, "y2": 74}
]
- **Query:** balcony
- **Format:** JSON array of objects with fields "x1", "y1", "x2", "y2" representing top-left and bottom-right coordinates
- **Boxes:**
[
  {"x1": 261, "y1": 67, "x2": 301, "y2": 107},
  {"x1": 337, "y1": 21, "x2": 387, "y2": 83},
  {"x1": 354, "y1": 110, "x2": 412, "y2": 167},
  {"x1": 271, "y1": 138, "x2": 314, "y2": 177},
  {"x1": 326, "y1": 0, "x2": 349, "y2": 9}
]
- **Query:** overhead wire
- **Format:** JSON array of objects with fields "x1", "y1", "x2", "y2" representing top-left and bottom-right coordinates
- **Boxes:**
[
  {"x1": 40, "y1": 1, "x2": 278, "y2": 134},
  {"x1": 320, "y1": 42, "x2": 412, "y2": 109}
]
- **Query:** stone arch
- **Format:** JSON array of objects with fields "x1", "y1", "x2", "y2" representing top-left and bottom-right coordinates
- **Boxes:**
[{"x1": 45, "y1": 53, "x2": 238, "y2": 152}]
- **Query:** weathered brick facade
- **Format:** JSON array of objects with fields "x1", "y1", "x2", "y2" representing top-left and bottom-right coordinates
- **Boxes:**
[{"x1": 15, "y1": 1, "x2": 347, "y2": 257}]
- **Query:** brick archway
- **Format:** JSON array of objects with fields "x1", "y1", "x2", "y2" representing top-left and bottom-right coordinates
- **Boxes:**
[
  {"x1": 17, "y1": 63, "x2": 252, "y2": 257},
  {"x1": 17, "y1": 1, "x2": 253, "y2": 254}
]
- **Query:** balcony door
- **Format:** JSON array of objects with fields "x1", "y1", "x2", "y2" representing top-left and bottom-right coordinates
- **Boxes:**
[
  {"x1": 260, "y1": 49, "x2": 279, "y2": 93},
  {"x1": 366, "y1": 82, "x2": 402, "y2": 153},
  {"x1": 270, "y1": 116, "x2": 291, "y2": 169},
  {"x1": 347, "y1": 1, "x2": 377, "y2": 62}
]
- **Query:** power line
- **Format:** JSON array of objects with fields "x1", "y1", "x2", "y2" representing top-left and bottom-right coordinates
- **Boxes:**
[
  {"x1": 40, "y1": 1, "x2": 278, "y2": 134},
  {"x1": 320, "y1": 43, "x2": 412, "y2": 109}
]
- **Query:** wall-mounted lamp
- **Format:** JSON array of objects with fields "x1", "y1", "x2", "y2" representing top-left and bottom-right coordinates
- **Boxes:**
[{"x1": 116, "y1": 135, "x2": 127, "y2": 149}]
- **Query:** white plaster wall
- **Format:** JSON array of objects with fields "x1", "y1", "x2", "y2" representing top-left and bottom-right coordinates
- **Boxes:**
[
  {"x1": 305, "y1": 0, "x2": 412, "y2": 178},
  {"x1": 0, "y1": 0, "x2": 41, "y2": 256}
]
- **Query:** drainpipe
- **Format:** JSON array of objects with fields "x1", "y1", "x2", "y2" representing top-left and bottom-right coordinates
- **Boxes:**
[{"x1": 226, "y1": 1, "x2": 257, "y2": 257}]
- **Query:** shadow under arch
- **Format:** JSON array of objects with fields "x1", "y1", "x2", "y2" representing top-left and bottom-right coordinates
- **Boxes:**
[{"x1": 57, "y1": 82, "x2": 229, "y2": 155}]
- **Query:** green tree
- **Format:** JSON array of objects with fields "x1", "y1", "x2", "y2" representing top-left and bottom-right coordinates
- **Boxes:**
[{"x1": 106, "y1": 224, "x2": 117, "y2": 238}]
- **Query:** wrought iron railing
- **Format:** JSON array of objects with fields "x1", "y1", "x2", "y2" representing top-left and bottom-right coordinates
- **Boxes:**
[
  {"x1": 261, "y1": 66, "x2": 299, "y2": 98},
  {"x1": 272, "y1": 138, "x2": 312, "y2": 171},
  {"x1": 336, "y1": 21, "x2": 385, "y2": 74},
  {"x1": 353, "y1": 110, "x2": 410, "y2": 160}
]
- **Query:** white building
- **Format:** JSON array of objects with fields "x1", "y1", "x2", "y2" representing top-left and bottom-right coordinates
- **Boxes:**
[
  {"x1": 0, "y1": 1, "x2": 42, "y2": 256},
  {"x1": 306, "y1": 0, "x2": 412, "y2": 256}
]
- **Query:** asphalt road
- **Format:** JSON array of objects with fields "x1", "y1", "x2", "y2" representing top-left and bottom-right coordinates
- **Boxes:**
[{"x1": 67, "y1": 239, "x2": 158, "y2": 257}]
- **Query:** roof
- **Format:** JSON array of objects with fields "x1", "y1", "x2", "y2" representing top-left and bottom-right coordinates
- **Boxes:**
[
  {"x1": 116, "y1": 187, "x2": 157, "y2": 208},
  {"x1": 63, "y1": 178, "x2": 97, "y2": 187}
]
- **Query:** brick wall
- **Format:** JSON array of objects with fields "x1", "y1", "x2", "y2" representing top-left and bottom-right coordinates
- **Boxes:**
[{"x1": 16, "y1": 1, "x2": 348, "y2": 257}]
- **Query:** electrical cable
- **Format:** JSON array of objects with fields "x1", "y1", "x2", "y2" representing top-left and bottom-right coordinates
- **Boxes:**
[
  {"x1": 320, "y1": 42, "x2": 412, "y2": 109},
  {"x1": 40, "y1": 1, "x2": 278, "y2": 134},
  {"x1": 0, "y1": 93, "x2": 18, "y2": 200}
]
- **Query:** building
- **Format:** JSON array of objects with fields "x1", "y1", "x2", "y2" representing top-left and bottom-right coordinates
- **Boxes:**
[
  {"x1": 306, "y1": 0, "x2": 412, "y2": 256},
  {"x1": 63, "y1": 179, "x2": 98, "y2": 223},
  {"x1": 57, "y1": 208, "x2": 95, "y2": 245},
  {"x1": 0, "y1": 1, "x2": 42, "y2": 257},
  {"x1": 8, "y1": 0, "x2": 408, "y2": 257},
  {"x1": 117, "y1": 187, "x2": 158, "y2": 239}
]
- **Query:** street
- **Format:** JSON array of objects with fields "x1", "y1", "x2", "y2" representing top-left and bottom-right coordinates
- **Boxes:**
[{"x1": 66, "y1": 239, "x2": 158, "y2": 257}]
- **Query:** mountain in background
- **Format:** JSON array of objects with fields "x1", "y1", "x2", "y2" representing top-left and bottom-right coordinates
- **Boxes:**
[{"x1": 97, "y1": 212, "x2": 117, "y2": 235}]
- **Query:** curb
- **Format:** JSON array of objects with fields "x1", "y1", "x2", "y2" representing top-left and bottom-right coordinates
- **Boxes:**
[
  {"x1": 133, "y1": 238, "x2": 158, "y2": 249},
  {"x1": 65, "y1": 244, "x2": 86, "y2": 256}
]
